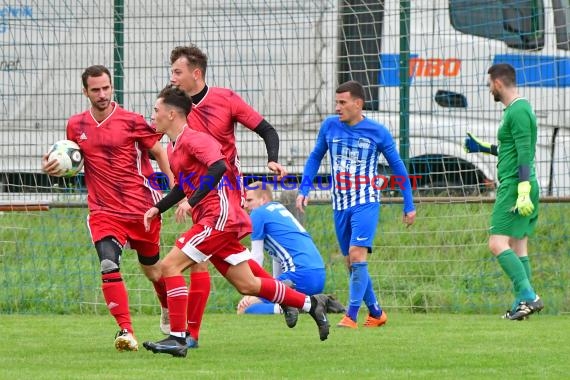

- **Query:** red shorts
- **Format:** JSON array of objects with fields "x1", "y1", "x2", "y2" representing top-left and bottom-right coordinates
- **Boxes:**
[
  {"x1": 87, "y1": 213, "x2": 161, "y2": 257},
  {"x1": 176, "y1": 224, "x2": 251, "y2": 272}
]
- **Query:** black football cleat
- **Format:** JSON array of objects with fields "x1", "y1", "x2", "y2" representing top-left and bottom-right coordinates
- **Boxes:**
[
  {"x1": 143, "y1": 336, "x2": 188, "y2": 357},
  {"x1": 507, "y1": 296, "x2": 544, "y2": 321},
  {"x1": 279, "y1": 279, "x2": 299, "y2": 328},
  {"x1": 308, "y1": 294, "x2": 330, "y2": 341},
  {"x1": 281, "y1": 305, "x2": 300, "y2": 328},
  {"x1": 325, "y1": 294, "x2": 347, "y2": 314}
]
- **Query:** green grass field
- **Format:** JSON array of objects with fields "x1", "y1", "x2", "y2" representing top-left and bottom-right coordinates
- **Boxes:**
[{"x1": 1, "y1": 313, "x2": 568, "y2": 379}]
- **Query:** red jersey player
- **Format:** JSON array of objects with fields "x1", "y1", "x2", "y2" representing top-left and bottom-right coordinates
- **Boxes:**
[
  {"x1": 141, "y1": 85, "x2": 330, "y2": 358},
  {"x1": 168, "y1": 44, "x2": 290, "y2": 347},
  {"x1": 41, "y1": 65, "x2": 172, "y2": 352}
]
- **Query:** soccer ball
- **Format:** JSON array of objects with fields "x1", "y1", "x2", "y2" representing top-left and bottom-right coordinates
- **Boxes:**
[{"x1": 47, "y1": 140, "x2": 84, "y2": 177}]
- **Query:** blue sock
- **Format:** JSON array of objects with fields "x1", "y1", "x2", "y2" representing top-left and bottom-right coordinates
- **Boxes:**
[
  {"x1": 362, "y1": 272, "x2": 382, "y2": 318},
  {"x1": 244, "y1": 303, "x2": 280, "y2": 315},
  {"x1": 347, "y1": 262, "x2": 369, "y2": 321}
]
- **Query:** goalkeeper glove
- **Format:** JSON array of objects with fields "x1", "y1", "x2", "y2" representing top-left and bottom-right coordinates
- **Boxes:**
[
  {"x1": 464, "y1": 132, "x2": 498, "y2": 155},
  {"x1": 513, "y1": 181, "x2": 534, "y2": 217}
]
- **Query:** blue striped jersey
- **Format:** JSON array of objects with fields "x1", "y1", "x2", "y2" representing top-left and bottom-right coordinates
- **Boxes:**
[
  {"x1": 299, "y1": 115, "x2": 414, "y2": 211},
  {"x1": 250, "y1": 202, "x2": 324, "y2": 273}
]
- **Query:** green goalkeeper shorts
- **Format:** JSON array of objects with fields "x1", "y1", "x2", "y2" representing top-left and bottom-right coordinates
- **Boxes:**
[{"x1": 490, "y1": 179, "x2": 539, "y2": 239}]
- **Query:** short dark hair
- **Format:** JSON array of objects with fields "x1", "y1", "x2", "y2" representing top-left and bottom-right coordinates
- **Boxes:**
[
  {"x1": 158, "y1": 85, "x2": 192, "y2": 117},
  {"x1": 170, "y1": 45, "x2": 208, "y2": 75},
  {"x1": 81, "y1": 65, "x2": 112, "y2": 89},
  {"x1": 336, "y1": 80, "x2": 365, "y2": 101},
  {"x1": 488, "y1": 63, "x2": 516, "y2": 87}
]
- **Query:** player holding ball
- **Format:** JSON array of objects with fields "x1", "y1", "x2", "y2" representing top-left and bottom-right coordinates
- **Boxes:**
[{"x1": 41, "y1": 65, "x2": 174, "y2": 352}]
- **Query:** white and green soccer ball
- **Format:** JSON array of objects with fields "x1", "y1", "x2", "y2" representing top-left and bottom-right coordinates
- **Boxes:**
[{"x1": 47, "y1": 139, "x2": 84, "y2": 177}]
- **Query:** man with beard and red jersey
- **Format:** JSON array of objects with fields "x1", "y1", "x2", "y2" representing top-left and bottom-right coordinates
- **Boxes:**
[
  {"x1": 166, "y1": 44, "x2": 290, "y2": 348},
  {"x1": 41, "y1": 65, "x2": 173, "y2": 352},
  {"x1": 141, "y1": 85, "x2": 329, "y2": 357}
]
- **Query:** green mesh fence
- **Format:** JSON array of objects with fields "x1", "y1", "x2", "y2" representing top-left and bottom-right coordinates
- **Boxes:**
[{"x1": 1, "y1": 201, "x2": 569, "y2": 315}]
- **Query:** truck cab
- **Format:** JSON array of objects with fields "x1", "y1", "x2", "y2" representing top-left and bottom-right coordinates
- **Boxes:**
[{"x1": 374, "y1": 0, "x2": 570, "y2": 196}]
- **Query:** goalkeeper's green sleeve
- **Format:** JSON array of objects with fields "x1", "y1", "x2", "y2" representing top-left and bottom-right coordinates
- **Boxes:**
[{"x1": 464, "y1": 132, "x2": 498, "y2": 156}]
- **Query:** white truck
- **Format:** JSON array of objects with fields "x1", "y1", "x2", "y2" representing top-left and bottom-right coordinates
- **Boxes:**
[{"x1": 372, "y1": 0, "x2": 570, "y2": 196}]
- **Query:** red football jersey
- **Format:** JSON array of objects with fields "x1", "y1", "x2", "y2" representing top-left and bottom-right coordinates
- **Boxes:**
[
  {"x1": 167, "y1": 126, "x2": 252, "y2": 238},
  {"x1": 187, "y1": 86, "x2": 263, "y2": 177},
  {"x1": 66, "y1": 103, "x2": 162, "y2": 218}
]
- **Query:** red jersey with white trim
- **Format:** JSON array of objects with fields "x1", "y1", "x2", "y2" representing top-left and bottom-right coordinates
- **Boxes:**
[
  {"x1": 167, "y1": 126, "x2": 251, "y2": 238},
  {"x1": 187, "y1": 86, "x2": 263, "y2": 177},
  {"x1": 66, "y1": 103, "x2": 163, "y2": 218}
]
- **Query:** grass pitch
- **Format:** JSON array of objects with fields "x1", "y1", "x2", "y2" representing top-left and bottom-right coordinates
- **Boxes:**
[{"x1": 0, "y1": 313, "x2": 568, "y2": 379}]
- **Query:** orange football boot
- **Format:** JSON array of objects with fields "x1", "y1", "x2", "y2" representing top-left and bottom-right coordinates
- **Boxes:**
[
  {"x1": 336, "y1": 315, "x2": 358, "y2": 329},
  {"x1": 363, "y1": 312, "x2": 388, "y2": 327}
]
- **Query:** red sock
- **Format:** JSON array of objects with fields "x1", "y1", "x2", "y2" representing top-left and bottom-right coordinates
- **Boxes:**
[
  {"x1": 101, "y1": 272, "x2": 132, "y2": 333},
  {"x1": 152, "y1": 277, "x2": 168, "y2": 308},
  {"x1": 248, "y1": 259, "x2": 273, "y2": 279},
  {"x1": 186, "y1": 271, "x2": 211, "y2": 340},
  {"x1": 258, "y1": 278, "x2": 305, "y2": 308},
  {"x1": 163, "y1": 276, "x2": 188, "y2": 333}
]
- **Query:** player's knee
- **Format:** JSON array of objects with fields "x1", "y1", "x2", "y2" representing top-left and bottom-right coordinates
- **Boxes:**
[
  {"x1": 100, "y1": 259, "x2": 119, "y2": 273},
  {"x1": 139, "y1": 254, "x2": 162, "y2": 282},
  {"x1": 488, "y1": 238, "x2": 506, "y2": 256},
  {"x1": 95, "y1": 237, "x2": 122, "y2": 274}
]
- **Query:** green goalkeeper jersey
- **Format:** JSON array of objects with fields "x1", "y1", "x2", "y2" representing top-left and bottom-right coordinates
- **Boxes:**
[{"x1": 496, "y1": 98, "x2": 537, "y2": 184}]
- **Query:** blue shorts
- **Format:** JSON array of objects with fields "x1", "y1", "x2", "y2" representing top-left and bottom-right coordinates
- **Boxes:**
[
  {"x1": 333, "y1": 202, "x2": 380, "y2": 256},
  {"x1": 245, "y1": 268, "x2": 326, "y2": 314},
  {"x1": 277, "y1": 268, "x2": 326, "y2": 295}
]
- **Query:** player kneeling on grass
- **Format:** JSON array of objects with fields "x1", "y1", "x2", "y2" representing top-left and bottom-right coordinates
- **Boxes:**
[
  {"x1": 142, "y1": 85, "x2": 330, "y2": 357},
  {"x1": 236, "y1": 183, "x2": 345, "y2": 320}
]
